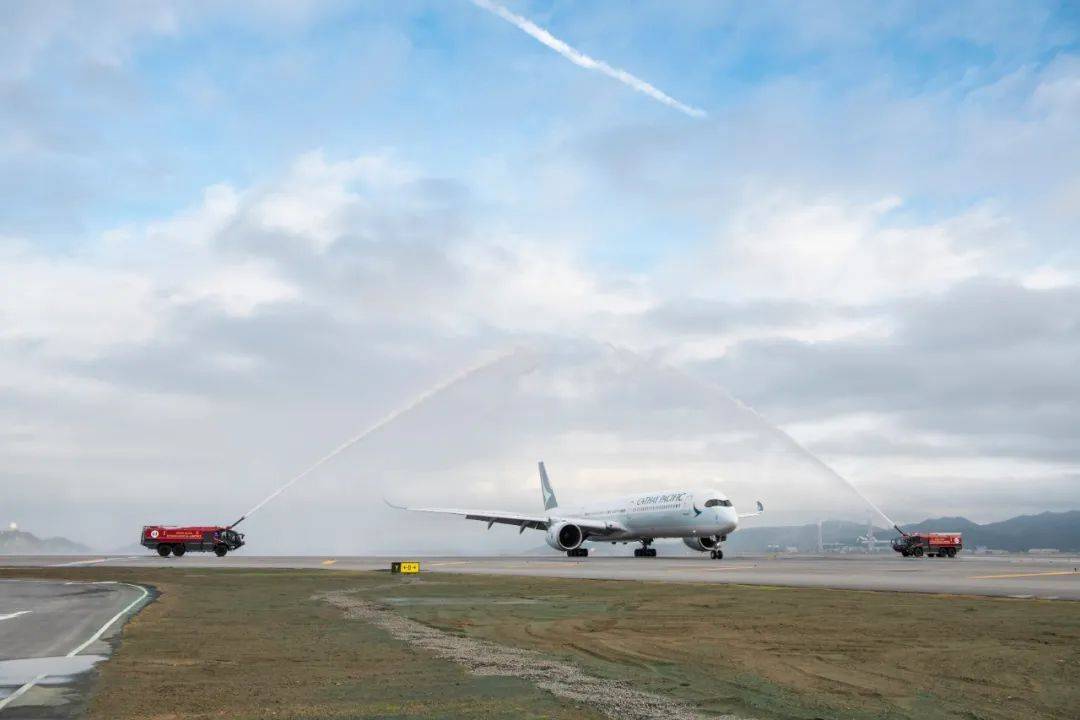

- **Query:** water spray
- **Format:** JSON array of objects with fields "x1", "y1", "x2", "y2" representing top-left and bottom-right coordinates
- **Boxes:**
[
  {"x1": 620, "y1": 346, "x2": 899, "y2": 530},
  {"x1": 227, "y1": 347, "x2": 525, "y2": 530}
]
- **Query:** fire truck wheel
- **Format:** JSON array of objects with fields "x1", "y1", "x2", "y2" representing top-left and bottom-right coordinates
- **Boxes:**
[
  {"x1": 172, "y1": 545, "x2": 186, "y2": 557},
  {"x1": 214, "y1": 545, "x2": 228, "y2": 557},
  {"x1": 913, "y1": 546, "x2": 924, "y2": 557},
  {"x1": 156, "y1": 544, "x2": 171, "y2": 557}
]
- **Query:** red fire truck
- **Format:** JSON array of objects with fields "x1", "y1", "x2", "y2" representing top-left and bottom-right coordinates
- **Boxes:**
[
  {"x1": 141, "y1": 525, "x2": 245, "y2": 557},
  {"x1": 891, "y1": 528, "x2": 962, "y2": 558}
]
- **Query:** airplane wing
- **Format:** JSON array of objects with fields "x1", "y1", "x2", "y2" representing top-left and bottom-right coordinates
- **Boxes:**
[
  {"x1": 384, "y1": 499, "x2": 625, "y2": 535},
  {"x1": 738, "y1": 500, "x2": 765, "y2": 519}
]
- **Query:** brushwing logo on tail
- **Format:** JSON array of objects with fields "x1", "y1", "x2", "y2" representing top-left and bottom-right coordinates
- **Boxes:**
[{"x1": 539, "y1": 461, "x2": 558, "y2": 510}]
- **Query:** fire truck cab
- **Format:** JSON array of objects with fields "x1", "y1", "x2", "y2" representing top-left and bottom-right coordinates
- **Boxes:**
[{"x1": 141, "y1": 525, "x2": 245, "y2": 557}]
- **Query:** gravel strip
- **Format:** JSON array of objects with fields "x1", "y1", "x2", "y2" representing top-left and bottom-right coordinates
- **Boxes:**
[{"x1": 319, "y1": 589, "x2": 746, "y2": 720}]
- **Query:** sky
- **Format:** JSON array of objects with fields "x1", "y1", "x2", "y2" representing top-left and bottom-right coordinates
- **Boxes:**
[{"x1": 2, "y1": 0, "x2": 1079, "y2": 553}]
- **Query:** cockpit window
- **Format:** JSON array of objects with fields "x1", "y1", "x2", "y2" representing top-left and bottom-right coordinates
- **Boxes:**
[{"x1": 704, "y1": 499, "x2": 732, "y2": 507}]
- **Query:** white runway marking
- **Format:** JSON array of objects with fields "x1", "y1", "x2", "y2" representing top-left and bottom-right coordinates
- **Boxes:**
[
  {"x1": 47, "y1": 557, "x2": 138, "y2": 568},
  {"x1": 0, "y1": 582, "x2": 148, "y2": 713},
  {"x1": 0, "y1": 673, "x2": 47, "y2": 712},
  {"x1": 67, "y1": 583, "x2": 149, "y2": 657},
  {"x1": 47, "y1": 558, "x2": 110, "y2": 567},
  {"x1": 0, "y1": 610, "x2": 32, "y2": 622}
]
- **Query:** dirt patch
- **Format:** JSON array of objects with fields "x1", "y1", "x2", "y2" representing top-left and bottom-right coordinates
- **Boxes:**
[
  {"x1": 320, "y1": 589, "x2": 743, "y2": 720},
  {"x1": 380, "y1": 596, "x2": 540, "y2": 606}
]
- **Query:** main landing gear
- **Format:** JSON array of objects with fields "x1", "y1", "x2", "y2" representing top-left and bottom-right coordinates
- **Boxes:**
[
  {"x1": 709, "y1": 549, "x2": 724, "y2": 560},
  {"x1": 566, "y1": 547, "x2": 589, "y2": 557},
  {"x1": 633, "y1": 539, "x2": 657, "y2": 558}
]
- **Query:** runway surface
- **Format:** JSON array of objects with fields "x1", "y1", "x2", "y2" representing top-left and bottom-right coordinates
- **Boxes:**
[
  {"x1": 4, "y1": 552, "x2": 1079, "y2": 600},
  {"x1": 0, "y1": 579, "x2": 148, "y2": 718}
]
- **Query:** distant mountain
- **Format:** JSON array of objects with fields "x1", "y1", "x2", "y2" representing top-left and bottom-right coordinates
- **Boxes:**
[
  {"x1": 902, "y1": 510, "x2": 1080, "y2": 552},
  {"x1": 726, "y1": 511, "x2": 1080, "y2": 553},
  {"x1": 0, "y1": 529, "x2": 92, "y2": 555}
]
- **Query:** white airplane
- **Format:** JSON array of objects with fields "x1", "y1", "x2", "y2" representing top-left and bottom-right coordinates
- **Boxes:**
[
  {"x1": 388, "y1": 461, "x2": 763, "y2": 559},
  {"x1": 857, "y1": 522, "x2": 892, "y2": 553}
]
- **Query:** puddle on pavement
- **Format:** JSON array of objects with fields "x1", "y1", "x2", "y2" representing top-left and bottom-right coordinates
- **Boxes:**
[{"x1": 0, "y1": 655, "x2": 105, "y2": 693}]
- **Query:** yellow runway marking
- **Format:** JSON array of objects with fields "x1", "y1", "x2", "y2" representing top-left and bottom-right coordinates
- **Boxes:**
[
  {"x1": 321, "y1": 559, "x2": 337, "y2": 566},
  {"x1": 969, "y1": 570, "x2": 1079, "y2": 580}
]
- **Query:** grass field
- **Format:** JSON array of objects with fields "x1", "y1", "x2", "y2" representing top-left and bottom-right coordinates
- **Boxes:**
[{"x1": 3, "y1": 566, "x2": 1078, "y2": 719}]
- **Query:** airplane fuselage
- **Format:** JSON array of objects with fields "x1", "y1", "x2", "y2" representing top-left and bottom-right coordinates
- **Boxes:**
[{"x1": 561, "y1": 488, "x2": 739, "y2": 542}]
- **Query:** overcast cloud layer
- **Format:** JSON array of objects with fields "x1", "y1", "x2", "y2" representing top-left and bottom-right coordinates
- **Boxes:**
[{"x1": 2, "y1": 1, "x2": 1078, "y2": 552}]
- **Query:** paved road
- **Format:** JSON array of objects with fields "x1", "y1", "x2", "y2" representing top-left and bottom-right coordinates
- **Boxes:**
[
  {"x1": 0, "y1": 580, "x2": 148, "y2": 718},
  {"x1": 4, "y1": 553, "x2": 1079, "y2": 600}
]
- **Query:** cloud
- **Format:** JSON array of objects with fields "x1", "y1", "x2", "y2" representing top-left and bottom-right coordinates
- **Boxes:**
[
  {"x1": 687, "y1": 194, "x2": 990, "y2": 304},
  {"x1": 0, "y1": 240, "x2": 162, "y2": 360},
  {"x1": 469, "y1": 0, "x2": 706, "y2": 118},
  {"x1": 5, "y1": 138, "x2": 1079, "y2": 546},
  {"x1": 2, "y1": 3, "x2": 1078, "y2": 549},
  {"x1": 697, "y1": 280, "x2": 1080, "y2": 470}
]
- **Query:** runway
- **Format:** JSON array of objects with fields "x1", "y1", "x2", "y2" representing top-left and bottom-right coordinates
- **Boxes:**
[
  {"x1": 0, "y1": 579, "x2": 148, "y2": 718},
  {"x1": 4, "y1": 552, "x2": 1079, "y2": 600}
]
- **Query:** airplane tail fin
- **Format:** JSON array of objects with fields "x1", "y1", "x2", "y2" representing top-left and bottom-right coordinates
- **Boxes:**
[{"x1": 538, "y1": 461, "x2": 558, "y2": 510}]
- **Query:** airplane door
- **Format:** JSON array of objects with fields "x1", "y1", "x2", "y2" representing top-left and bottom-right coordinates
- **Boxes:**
[{"x1": 682, "y1": 493, "x2": 692, "y2": 515}]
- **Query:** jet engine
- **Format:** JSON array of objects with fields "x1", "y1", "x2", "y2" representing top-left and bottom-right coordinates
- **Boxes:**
[
  {"x1": 682, "y1": 536, "x2": 719, "y2": 552},
  {"x1": 545, "y1": 522, "x2": 584, "y2": 551}
]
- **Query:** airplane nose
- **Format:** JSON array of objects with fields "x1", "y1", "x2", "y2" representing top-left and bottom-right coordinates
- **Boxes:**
[{"x1": 718, "y1": 508, "x2": 738, "y2": 535}]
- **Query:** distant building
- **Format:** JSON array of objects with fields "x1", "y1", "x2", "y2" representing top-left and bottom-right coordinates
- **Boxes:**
[
  {"x1": 972, "y1": 546, "x2": 1008, "y2": 555},
  {"x1": 1028, "y1": 548, "x2": 1060, "y2": 555}
]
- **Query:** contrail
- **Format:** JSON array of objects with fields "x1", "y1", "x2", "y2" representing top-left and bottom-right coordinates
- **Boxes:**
[{"x1": 470, "y1": 0, "x2": 706, "y2": 119}]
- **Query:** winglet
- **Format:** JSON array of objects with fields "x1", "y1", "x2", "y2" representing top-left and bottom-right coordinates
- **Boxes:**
[
  {"x1": 738, "y1": 500, "x2": 765, "y2": 519},
  {"x1": 383, "y1": 497, "x2": 408, "y2": 511}
]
